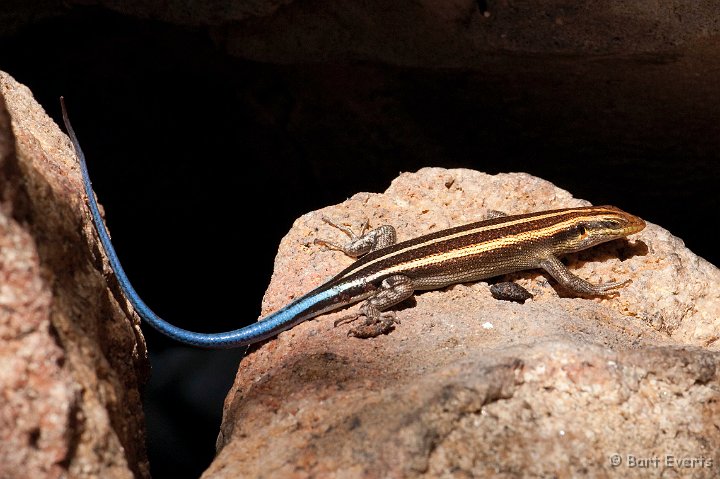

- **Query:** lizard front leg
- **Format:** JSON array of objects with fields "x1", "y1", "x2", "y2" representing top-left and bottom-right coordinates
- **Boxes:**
[{"x1": 539, "y1": 255, "x2": 630, "y2": 295}]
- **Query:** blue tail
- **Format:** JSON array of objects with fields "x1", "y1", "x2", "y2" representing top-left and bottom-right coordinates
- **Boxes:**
[{"x1": 61, "y1": 98, "x2": 334, "y2": 348}]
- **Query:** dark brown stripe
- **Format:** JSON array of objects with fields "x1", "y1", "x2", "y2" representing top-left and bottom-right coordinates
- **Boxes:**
[{"x1": 330, "y1": 205, "x2": 624, "y2": 284}]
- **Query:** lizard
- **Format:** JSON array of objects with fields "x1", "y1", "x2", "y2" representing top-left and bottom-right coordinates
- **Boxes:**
[{"x1": 61, "y1": 99, "x2": 645, "y2": 349}]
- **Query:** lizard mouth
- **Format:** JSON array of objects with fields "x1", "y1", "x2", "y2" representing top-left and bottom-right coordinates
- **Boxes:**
[
  {"x1": 593, "y1": 206, "x2": 646, "y2": 237},
  {"x1": 622, "y1": 214, "x2": 646, "y2": 236}
]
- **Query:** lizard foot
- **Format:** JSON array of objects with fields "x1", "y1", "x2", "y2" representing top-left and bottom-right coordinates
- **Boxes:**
[
  {"x1": 333, "y1": 311, "x2": 399, "y2": 338},
  {"x1": 347, "y1": 312, "x2": 399, "y2": 339}
]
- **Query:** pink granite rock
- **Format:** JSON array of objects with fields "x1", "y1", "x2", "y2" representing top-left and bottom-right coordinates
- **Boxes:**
[
  {"x1": 0, "y1": 72, "x2": 149, "y2": 479},
  {"x1": 2, "y1": 68, "x2": 718, "y2": 478},
  {"x1": 204, "y1": 168, "x2": 719, "y2": 478}
]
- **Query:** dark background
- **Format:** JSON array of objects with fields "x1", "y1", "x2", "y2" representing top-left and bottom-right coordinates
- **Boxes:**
[{"x1": 2, "y1": 6, "x2": 718, "y2": 479}]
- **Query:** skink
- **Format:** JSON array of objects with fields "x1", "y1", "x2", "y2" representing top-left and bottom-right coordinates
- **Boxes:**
[{"x1": 61, "y1": 100, "x2": 645, "y2": 349}]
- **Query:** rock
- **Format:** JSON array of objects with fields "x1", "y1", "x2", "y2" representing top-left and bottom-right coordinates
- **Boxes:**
[
  {"x1": 219, "y1": 1, "x2": 720, "y2": 64},
  {"x1": 0, "y1": 72, "x2": 149, "y2": 478},
  {"x1": 2, "y1": 60, "x2": 717, "y2": 477},
  {"x1": 43, "y1": 2, "x2": 720, "y2": 64},
  {"x1": 204, "y1": 168, "x2": 720, "y2": 478}
]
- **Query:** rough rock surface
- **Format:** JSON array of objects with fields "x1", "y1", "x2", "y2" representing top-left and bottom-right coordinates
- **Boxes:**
[
  {"x1": 0, "y1": 72, "x2": 149, "y2": 478},
  {"x1": 204, "y1": 168, "x2": 720, "y2": 478},
  {"x1": 5, "y1": 1, "x2": 720, "y2": 59},
  {"x1": 218, "y1": 1, "x2": 720, "y2": 65},
  {"x1": 57, "y1": 1, "x2": 720, "y2": 64}
]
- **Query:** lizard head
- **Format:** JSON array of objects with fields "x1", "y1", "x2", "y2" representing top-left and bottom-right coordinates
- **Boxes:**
[{"x1": 555, "y1": 205, "x2": 645, "y2": 253}]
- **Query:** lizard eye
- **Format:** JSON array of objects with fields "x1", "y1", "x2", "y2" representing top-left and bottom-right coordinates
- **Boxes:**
[{"x1": 577, "y1": 224, "x2": 588, "y2": 238}]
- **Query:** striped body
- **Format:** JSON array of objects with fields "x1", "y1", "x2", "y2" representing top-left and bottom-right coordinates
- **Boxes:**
[
  {"x1": 61, "y1": 100, "x2": 645, "y2": 348},
  {"x1": 280, "y1": 206, "x2": 645, "y2": 339},
  {"x1": 329, "y1": 206, "x2": 642, "y2": 289}
]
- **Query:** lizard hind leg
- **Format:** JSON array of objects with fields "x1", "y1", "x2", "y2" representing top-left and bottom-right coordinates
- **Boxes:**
[
  {"x1": 342, "y1": 275, "x2": 415, "y2": 339},
  {"x1": 314, "y1": 216, "x2": 397, "y2": 257}
]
